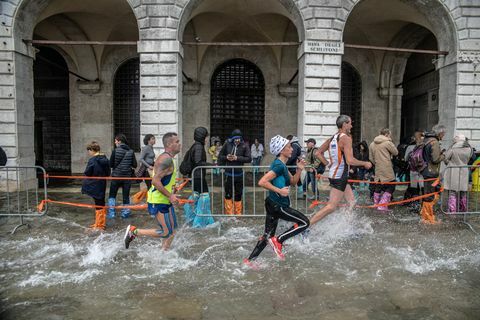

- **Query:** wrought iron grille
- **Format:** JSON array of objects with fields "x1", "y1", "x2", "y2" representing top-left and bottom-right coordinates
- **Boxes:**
[
  {"x1": 114, "y1": 58, "x2": 140, "y2": 152},
  {"x1": 210, "y1": 59, "x2": 265, "y2": 145},
  {"x1": 33, "y1": 47, "x2": 71, "y2": 172},
  {"x1": 340, "y1": 62, "x2": 362, "y2": 144}
]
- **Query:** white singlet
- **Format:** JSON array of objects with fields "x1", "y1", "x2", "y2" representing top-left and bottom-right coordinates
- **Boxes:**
[{"x1": 328, "y1": 133, "x2": 348, "y2": 179}]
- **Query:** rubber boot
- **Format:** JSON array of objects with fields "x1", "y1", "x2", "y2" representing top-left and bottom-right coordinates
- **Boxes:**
[
  {"x1": 121, "y1": 199, "x2": 131, "y2": 219},
  {"x1": 421, "y1": 194, "x2": 439, "y2": 224},
  {"x1": 373, "y1": 192, "x2": 381, "y2": 205},
  {"x1": 107, "y1": 198, "x2": 116, "y2": 219},
  {"x1": 224, "y1": 198, "x2": 234, "y2": 215},
  {"x1": 193, "y1": 193, "x2": 215, "y2": 228},
  {"x1": 184, "y1": 192, "x2": 199, "y2": 224},
  {"x1": 234, "y1": 200, "x2": 243, "y2": 215},
  {"x1": 377, "y1": 192, "x2": 392, "y2": 212},
  {"x1": 447, "y1": 194, "x2": 457, "y2": 213},
  {"x1": 459, "y1": 193, "x2": 468, "y2": 212},
  {"x1": 95, "y1": 209, "x2": 107, "y2": 230},
  {"x1": 89, "y1": 209, "x2": 98, "y2": 228}
]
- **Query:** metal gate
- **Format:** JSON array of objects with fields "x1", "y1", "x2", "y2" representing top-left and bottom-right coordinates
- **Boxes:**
[
  {"x1": 340, "y1": 61, "x2": 362, "y2": 143},
  {"x1": 114, "y1": 58, "x2": 140, "y2": 152},
  {"x1": 210, "y1": 59, "x2": 265, "y2": 144}
]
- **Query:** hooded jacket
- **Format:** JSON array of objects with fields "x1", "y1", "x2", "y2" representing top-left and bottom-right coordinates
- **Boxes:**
[
  {"x1": 369, "y1": 135, "x2": 398, "y2": 182},
  {"x1": 218, "y1": 129, "x2": 252, "y2": 176},
  {"x1": 191, "y1": 127, "x2": 210, "y2": 178},
  {"x1": 443, "y1": 139, "x2": 473, "y2": 191},
  {"x1": 110, "y1": 143, "x2": 137, "y2": 177},
  {"x1": 286, "y1": 136, "x2": 303, "y2": 175},
  {"x1": 82, "y1": 154, "x2": 110, "y2": 199}
]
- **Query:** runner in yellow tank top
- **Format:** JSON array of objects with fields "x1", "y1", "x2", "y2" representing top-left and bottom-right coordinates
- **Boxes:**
[{"x1": 123, "y1": 132, "x2": 182, "y2": 251}]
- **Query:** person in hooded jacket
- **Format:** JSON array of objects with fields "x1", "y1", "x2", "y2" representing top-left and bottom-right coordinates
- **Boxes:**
[
  {"x1": 107, "y1": 133, "x2": 137, "y2": 219},
  {"x1": 191, "y1": 127, "x2": 211, "y2": 194},
  {"x1": 369, "y1": 128, "x2": 398, "y2": 212},
  {"x1": 82, "y1": 141, "x2": 110, "y2": 230},
  {"x1": 286, "y1": 135, "x2": 304, "y2": 198},
  {"x1": 218, "y1": 129, "x2": 252, "y2": 214}
]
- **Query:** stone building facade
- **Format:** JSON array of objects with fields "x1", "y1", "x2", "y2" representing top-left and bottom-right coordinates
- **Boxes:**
[{"x1": 1, "y1": 0, "x2": 479, "y2": 187}]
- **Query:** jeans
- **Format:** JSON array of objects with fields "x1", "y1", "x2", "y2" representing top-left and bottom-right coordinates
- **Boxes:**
[
  {"x1": 108, "y1": 180, "x2": 131, "y2": 204},
  {"x1": 252, "y1": 157, "x2": 262, "y2": 174},
  {"x1": 302, "y1": 171, "x2": 317, "y2": 194}
]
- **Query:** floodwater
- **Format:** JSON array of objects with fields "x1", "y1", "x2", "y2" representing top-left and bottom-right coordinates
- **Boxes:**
[{"x1": 1, "y1": 187, "x2": 480, "y2": 319}]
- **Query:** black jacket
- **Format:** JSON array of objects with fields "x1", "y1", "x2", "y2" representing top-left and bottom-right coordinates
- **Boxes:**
[
  {"x1": 218, "y1": 130, "x2": 251, "y2": 176},
  {"x1": 0, "y1": 146, "x2": 6, "y2": 166},
  {"x1": 286, "y1": 138, "x2": 302, "y2": 175},
  {"x1": 82, "y1": 155, "x2": 110, "y2": 199},
  {"x1": 191, "y1": 127, "x2": 211, "y2": 178},
  {"x1": 109, "y1": 143, "x2": 137, "y2": 177}
]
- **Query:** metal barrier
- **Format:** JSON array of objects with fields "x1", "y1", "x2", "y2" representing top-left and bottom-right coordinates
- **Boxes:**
[
  {"x1": 440, "y1": 165, "x2": 480, "y2": 234},
  {"x1": 191, "y1": 165, "x2": 321, "y2": 217},
  {"x1": 0, "y1": 166, "x2": 48, "y2": 233}
]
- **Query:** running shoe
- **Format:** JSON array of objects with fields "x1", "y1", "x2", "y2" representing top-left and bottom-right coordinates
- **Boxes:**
[
  {"x1": 243, "y1": 258, "x2": 260, "y2": 270},
  {"x1": 268, "y1": 236, "x2": 285, "y2": 260},
  {"x1": 124, "y1": 225, "x2": 137, "y2": 249}
]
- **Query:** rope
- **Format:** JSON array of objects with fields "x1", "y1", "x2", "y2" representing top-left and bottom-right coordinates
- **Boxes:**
[
  {"x1": 44, "y1": 174, "x2": 190, "y2": 181},
  {"x1": 315, "y1": 174, "x2": 437, "y2": 185}
]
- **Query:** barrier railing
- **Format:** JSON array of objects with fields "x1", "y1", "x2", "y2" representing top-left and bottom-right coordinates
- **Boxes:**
[
  {"x1": 191, "y1": 165, "x2": 322, "y2": 217},
  {"x1": 440, "y1": 165, "x2": 480, "y2": 234},
  {"x1": 0, "y1": 166, "x2": 48, "y2": 233}
]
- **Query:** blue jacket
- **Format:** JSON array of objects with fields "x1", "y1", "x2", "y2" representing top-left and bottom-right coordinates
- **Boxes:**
[{"x1": 82, "y1": 155, "x2": 110, "y2": 199}]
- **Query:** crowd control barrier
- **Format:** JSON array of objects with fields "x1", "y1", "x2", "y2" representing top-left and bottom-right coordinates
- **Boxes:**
[
  {"x1": 191, "y1": 165, "x2": 323, "y2": 217},
  {"x1": 440, "y1": 165, "x2": 480, "y2": 234},
  {"x1": 0, "y1": 166, "x2": 48, "y2": 233}
]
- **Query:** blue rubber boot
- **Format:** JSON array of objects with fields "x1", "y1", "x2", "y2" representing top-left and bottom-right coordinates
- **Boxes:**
[
  {"x1": 183, "y1": 192, "x2": 199, "y2": 225},
  {"x1": 193, "y1": 193, "x2": 215, "y2": 228},
  {"x1": 107, "y1": 198, "x2": 116, "y2": 219},
  {"x1": 121, "y1": 199, "x2": 131, "y2": 219}
]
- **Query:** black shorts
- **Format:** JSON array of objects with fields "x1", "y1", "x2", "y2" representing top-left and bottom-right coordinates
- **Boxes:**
[{"x1": 329, "y1": 169, "x2": 349, "y2": 192}]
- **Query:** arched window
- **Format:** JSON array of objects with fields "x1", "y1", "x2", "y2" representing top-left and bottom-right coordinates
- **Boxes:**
[
  {"x1": 114, "y1": 58, "x2": 140, "y2": 151},
  {"x1": 34, "y1": 47, "x2": 71, "y2": 172},
  {"x1": 340, "y1": 62, "x2": 362, "y2": 143},
  {"x1": 210, "y1": 59, "x2": 265, "y2": 144}
]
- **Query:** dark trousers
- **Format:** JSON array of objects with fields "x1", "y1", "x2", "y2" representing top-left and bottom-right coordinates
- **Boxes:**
[
  {"x1": 193, "y1": 170, "x2": 209, "y2": 194},
  {"x1": 247, "y1": 197, "x2": 310, "y2": 260},
  {"x1": 109, "y1": 180, "x2": 131, "y2": 204},
  {"x1": 423, "y1": 178, "x2": 438, "y2": 202},
  {"x1": 303, "y1": 170, "x2": 317, "y2": 193},
  {"x1": 374, "y1": 181, "x2": 396, "y2": 194},
  {"x1": 93, "y1": 197, "x2": 105, "y2": 207},
  {"x1": 225, "y1": 174, "x2": 243, "y2": 201}
]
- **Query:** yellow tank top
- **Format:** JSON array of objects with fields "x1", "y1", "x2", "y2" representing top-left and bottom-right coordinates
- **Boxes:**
[{"x1": 147, "y1": 160, "x2": 176, "y2": 204}]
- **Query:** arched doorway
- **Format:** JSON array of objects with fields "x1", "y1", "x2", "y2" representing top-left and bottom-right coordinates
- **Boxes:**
[
  {"x1": 340, "y1": 62, "x2": 362, "y2": 143},
  {"x1": 34, "y1": 47, "x2": 71, "y2": 172},
  {"x1": 210, "y1": 59, "x2": 265, "y2": 144},
  {"x1": 113, "y1": 58, "x2": 140, "y2": 152}
]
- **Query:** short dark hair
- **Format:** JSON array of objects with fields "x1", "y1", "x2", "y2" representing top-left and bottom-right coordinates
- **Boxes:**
[
  {"x1": 286, "y1": 135, "x2": 293, "y2": 140},
  {"x1": 143, "y1": 134, "x2": 155, "y2": 146},
  {"x1": 115, "y1": 133, "x2": 128, "y2": 144},
  {"x1": 162, "y1": 132, "x2": 178, "y2": 147},
  {"x1": 86, "y1": 141, "x2": 101, "y2": 152},
  {"x1": 336, "y1": 115, "x2": 351, "y2": 129}
]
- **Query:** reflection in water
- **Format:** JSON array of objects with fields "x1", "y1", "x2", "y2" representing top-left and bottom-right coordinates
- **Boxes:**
[{"x1": 1, "y1": 207, "x2": 479, "y2": 319}]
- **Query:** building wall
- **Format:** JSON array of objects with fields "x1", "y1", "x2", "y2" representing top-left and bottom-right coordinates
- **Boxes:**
[{"x1": 1, "y1": 0, "x2": 480, "y2": 187}]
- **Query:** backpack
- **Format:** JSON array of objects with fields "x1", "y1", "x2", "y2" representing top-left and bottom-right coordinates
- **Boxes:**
[
  {"x1": 179, "y1": 145, "x2": 195, "y2": 176},
  {"x1": 407, "y1": 141, "x2": 433, "y2": 173}
]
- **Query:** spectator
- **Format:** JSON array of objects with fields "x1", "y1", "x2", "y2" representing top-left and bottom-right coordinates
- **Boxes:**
[
  {"x1": 302, "y1": 138, "x2": 325, "y2": 199},
  {"x1": 443, "y1": 134, "x2": 473, "y2": 213},
  {"x1": 369, "y1": 128, "x2": 398, "y2": 212},
  {"x1": 420, "y1": 124, "x2": 446, "y2": 224},
  {"x1": 107, "y1": 133, "x2": 137, "y2": 219},
  {"x1": 218, "y1": 129, "x2": 251, "y2": 215},
  {"x1": 208, "y1": 138, "x2": 222, "y2": 175},
  {"x1": 286, "y1": 135, "x2": 304, "y2": 198},
  {"x1": 190, "y1": 127, "x2": 211, "y2": 194},
  {"x1": 354, "y1": 141, "x2": 369, "y2": 190},
  {"x1": 81, "y1": 141, "x2": 110, "y2": 230},
  {"x1": 403, "y1": 129, "x2": 424, "y2": 208},
  {"x1": 137, "y1": 134, "x2": 156, "y2": 190},
  {"x1": 251, "y1": 138, "x2": 264, "y2": 175}
]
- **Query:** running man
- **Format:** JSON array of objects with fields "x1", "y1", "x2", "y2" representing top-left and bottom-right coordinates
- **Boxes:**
[
  {"x1": 309, "y1": 115, "x2": 372, "y2": 226},
  {"x1": 124, "y1": 132, "x2": 181, "y2": 250},
  {"x1": 244, "y1": 135, "x2": 310, "y2": 264}
]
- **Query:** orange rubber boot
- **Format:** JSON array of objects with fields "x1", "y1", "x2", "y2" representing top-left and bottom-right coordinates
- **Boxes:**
[
  {"x1": 234, "y1": 201, "x2": 243, "y2": 215},
  {"x1": 224, "y1": 198, "x2": 234, "y2": 215}
]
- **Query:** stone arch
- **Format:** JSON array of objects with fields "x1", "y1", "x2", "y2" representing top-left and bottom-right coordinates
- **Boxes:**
[{"x1": 177, "y1": 0, "x2": 305, "y2": 42}]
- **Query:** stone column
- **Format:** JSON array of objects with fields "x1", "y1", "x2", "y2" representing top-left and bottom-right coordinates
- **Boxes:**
[
  {"x1": 387, "y1": 87, "x2": 403, "y2": 143},
  {"x1": 137, "y1": 40, "x2": 183, "y2": 154},
  {"x1": 298, "y1": 41, "x2": 343, "y2": 145}
]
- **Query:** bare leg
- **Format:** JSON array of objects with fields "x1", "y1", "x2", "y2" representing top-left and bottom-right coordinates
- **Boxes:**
[
  {"x1": 137, "y1": 212, "x2": 169, "y2": 238},
  {"x1": 344, "y1": 184, "x2": 356, "y2": 209},
  {"x1": 310, "y1": 188, "x2": 345, "y2": 226},
  {"x1": 162, "y1": 209, "x2": 177, "y2": 250}
]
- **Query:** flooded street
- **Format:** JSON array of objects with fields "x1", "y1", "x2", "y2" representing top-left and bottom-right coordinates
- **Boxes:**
[{"x1": 1, "y1": 189, "x2": 480, "y2": 319}]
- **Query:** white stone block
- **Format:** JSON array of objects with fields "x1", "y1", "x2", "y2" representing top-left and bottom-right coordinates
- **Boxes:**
[
  {"x1": 304, "y1": 113, "x2": 338, "y2": 126},
  {"x1": 459, "y1": 39, "x2": 480, "y2": 51},
  {"x1": 169, "y1": 5, "x2": 182, "y2": 18},
  {"x1": 304, "y1": 101, "x2": 322, "y2": 112},
  {"x1": 147, "y1": 5, "x2": 169, "y2": 17},
  {"x1": 305, "y1": 65, "x2": 340, "y2": 78},
  {"x1": 304, "y1": 77, "x2": 323, "y2": 88},
  {"x1": 0, "y1": 61, "x2": 14, "y2": 73},
  {"x1": 0, "y1": 123, "x2": 15, "y2": 133},
  {"x1": 458, "y1": 85, "x2": 476, "y2": 95},
  {"x1": 467, "y1": 17, "x2": 480, "y2": 28},
  {"x1": 323, "y1": 102, "x2": 339, "y2": 112},
  {"x1": 321, "y1": 125, "x2": 338, "y2": 135},
  {"x1": 158, "y1": 100, "x2": 178, "y2": 111},
  {"x1": 457, "y1": 95, "x2": 476, "y2": 107},
  {"x1": 141, "y1": 76, "x2": 159, "y2": 87},
  {"x1": 0, "y1": 98, "x2": 14, "y2": 110},
  {"x1": 472, "y1": 130, "x2": 480, "y2": 140},
  {"x1": 456, "y1": 117, "x2": 480, "y2": 129},
  {"x1": 306, "y1": 29, "x2": 342, "y2": 41},
  {"x1": 141, "y1": 111, "x2": 177, "y2": 124},
  {"x1": 158, "y1": 75, "x2": 178, "y2": 86},
  {"x1": 303, "y1": 124, "x2": 322, "y2": 135},
  {"x1": 0, "y1": 52, "x2": 13, "y2": 60},
  {"x1": 0, "y1": 133, "x2": 16, "y2": 146},
  {"x1": 141, "y1": 54, "x2": 160, "y2": 62},
  {"x1": 140, "y1": 63, "x2": 177, "y2": 76},
  {"x1": 306, "y1": 90, "x2": 339, "y2": 102},
  {"x1": 456, "y1": 107, "x2": 473, "y2": 117},
  {"x1": 158, "y1": 53, "x2": 178, "y2": 63},
  {"x1": 0, "y1": 111, "x2": 15, "y2": 123},
  {"x1": 458, "y1": 72, "x2": 474, "y2": 84},
  {"x1": 138, "y1": 40, "x2": 181, "y2": 53},
  {"x1": 473, "y1": 107, "x2": 480, "y2": 118},
  {"x1": 141, "y1": 101, "x2": 158, "y2": 111},
  {"x1": 323, "y1": 54, "x2": 342, "y2": 65},
  {"x1": 1, "y1": 2, "x2": 16, "y2": 17},
  {"x1": 323, "y1": 78, "x2": 340, "y2": 89},
  {"x1": 141, "y1": 87, "x2": 177, "y2": 100},
  {"x1": 140, "y1": 124, "x2": 159, "y2": 135}
]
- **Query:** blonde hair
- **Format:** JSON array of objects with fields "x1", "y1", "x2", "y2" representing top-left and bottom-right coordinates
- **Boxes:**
[{"x1": 86, "y1": 141, "x2": 101, "y2": 152}]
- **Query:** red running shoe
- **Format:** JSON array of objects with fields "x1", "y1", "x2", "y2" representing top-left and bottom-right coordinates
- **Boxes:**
[
  {"x1": 268, "y1": 236, "x2": 285, "y2": 260},
  {"x1": 243, "y1": 258, "x2": 260, "y2": 270}
]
